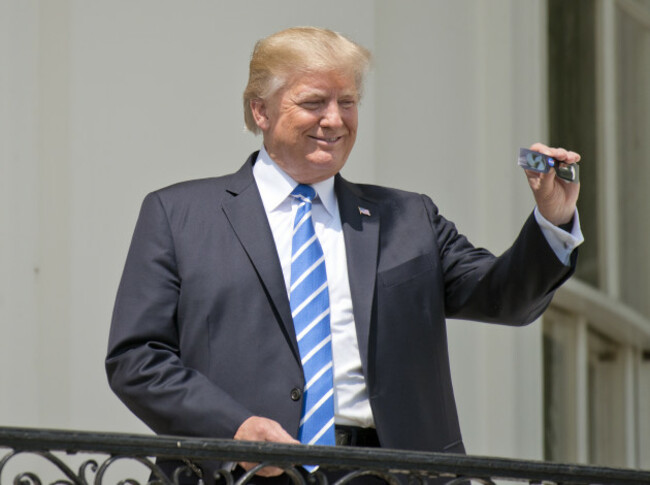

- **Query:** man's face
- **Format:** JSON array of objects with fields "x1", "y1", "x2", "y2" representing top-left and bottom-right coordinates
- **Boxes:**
[{"x1": 252, "y1": 70, "x2": 359, "y2": 184}]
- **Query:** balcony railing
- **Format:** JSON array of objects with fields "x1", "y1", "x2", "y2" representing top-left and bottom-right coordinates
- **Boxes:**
[{"x1": 1, "y1": 426, "x2": 649, "y2": 485}]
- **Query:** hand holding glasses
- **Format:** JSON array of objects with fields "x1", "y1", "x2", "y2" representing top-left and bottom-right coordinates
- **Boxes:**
[{"x1": 518, "y1": 148, "x2": 580, "y2": 183}]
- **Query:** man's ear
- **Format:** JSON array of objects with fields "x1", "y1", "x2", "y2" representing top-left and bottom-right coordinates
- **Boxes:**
[{"x1": 250, "y1": 99, "x2": 270, "y2": 132}]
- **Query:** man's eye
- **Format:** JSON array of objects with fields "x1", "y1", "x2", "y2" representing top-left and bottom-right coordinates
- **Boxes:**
[
  {"x1": 339, "y1": 100, "x2": 356, "y2": 109},
  {"x1": 301, "y1": 101, "x2": 321, "y2": 109}
]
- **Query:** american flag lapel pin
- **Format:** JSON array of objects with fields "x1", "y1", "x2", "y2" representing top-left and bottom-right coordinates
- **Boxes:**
[{"x1": 358, "y1": 206, "x2": 371, "y2": 217}]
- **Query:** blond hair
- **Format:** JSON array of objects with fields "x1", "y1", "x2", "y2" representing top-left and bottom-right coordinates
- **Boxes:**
[{"x1": 243, "y1": 27, "x2": 371, "y2": 134}]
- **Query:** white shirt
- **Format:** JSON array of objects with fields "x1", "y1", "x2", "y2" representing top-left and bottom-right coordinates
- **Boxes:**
[
  {"x1": 253, "y1": 147, "x2": 375, "y2": 427},
  {"x1": 252, "y1": 146, "x2": 584, "y2": 429},
  {"x1": 534, "y1": 207, "x2": 584, "y2": 265}
]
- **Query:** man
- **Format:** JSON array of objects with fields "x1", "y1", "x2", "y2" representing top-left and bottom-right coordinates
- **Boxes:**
[{"x1": 106, "y1": 27, "x2": 582, "y2": 484}]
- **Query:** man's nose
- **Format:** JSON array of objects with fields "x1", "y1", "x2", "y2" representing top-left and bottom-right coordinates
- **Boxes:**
[{"x1": 320, "y1": 101, "x2": 344, "y2": 128}]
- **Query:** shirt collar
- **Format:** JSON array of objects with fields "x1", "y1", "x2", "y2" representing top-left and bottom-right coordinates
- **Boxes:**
[{"x1": 253, "y1": 146, "x2": 337, "y2": 218}]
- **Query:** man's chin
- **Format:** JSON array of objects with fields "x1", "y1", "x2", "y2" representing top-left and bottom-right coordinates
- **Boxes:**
[
  {"x1": 291, "y1": 161, "x2": 344, "y2": 184},
  {"x1": 305, "y1": 156, "x2": 347, "y2": 178}
]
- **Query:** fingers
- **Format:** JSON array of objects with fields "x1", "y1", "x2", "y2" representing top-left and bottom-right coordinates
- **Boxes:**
[
  {"x1": 234, "y1": 416, "x2": 299, "y2": 443},
  {"x1": 529, "y1": 142, "x2": 581, "y2": 164},
  {"x1": 234, "y1": 416, "x2": 300, "y2": 477}
]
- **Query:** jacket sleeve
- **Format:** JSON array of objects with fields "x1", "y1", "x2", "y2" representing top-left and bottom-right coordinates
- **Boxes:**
[
  {"x1": 423, "y1": 195, "x2": 577, "y2": 324},
  {"x1": 106, "y1": 192, "x2": 253, "y2": 438}
]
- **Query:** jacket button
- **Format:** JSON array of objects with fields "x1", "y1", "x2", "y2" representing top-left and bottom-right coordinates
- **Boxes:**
[{"x1": 290, "y1": 388, "x2": 302, "y2": 401}]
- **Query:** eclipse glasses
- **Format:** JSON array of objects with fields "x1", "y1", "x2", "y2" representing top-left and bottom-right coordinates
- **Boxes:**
[{"x1": 518, "y1": 148, "x2": 580, "y2": 184}]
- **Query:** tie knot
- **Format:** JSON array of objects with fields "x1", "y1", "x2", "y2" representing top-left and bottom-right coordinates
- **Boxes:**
[{"x1": 291, "y1": 184, "x2": 316, "y2": 204}]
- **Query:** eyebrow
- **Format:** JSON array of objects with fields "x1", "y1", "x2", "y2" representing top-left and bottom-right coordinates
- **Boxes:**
[
  {"x1": 294, "y1": 89, "x2": 358, "y2": 102},
  {"x1": 293, "y1": 89, "x2": 327, "y2": 100}
]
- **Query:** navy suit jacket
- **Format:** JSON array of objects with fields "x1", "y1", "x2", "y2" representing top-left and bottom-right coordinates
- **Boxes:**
[{"x1": 107, "y1": 152, "x2": 575, "y2": 459}]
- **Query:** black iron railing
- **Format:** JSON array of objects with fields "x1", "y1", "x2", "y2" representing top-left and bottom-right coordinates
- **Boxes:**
[{"x1": 1, "y1": 426, "x2": 649, "y2": 485}]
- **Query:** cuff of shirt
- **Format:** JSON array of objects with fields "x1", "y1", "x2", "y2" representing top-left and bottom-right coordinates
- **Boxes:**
[{"x1": 534, "y1": 207, "x2": 585, "y2": 266}]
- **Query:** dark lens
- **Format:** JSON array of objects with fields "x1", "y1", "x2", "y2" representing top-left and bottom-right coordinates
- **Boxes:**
[{"x1": 555, "y1": 162, "x2": 579, "y2": 183}]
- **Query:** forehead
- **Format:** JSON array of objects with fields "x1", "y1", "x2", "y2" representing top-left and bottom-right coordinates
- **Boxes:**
[{"x1": 284, "y1": 70, "x2": 359, "y2": 96}]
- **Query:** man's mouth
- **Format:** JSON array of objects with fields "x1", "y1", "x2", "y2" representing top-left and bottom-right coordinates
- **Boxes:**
[{"x1": 309, "y1": 135, "x2": 343, "y2": 144}]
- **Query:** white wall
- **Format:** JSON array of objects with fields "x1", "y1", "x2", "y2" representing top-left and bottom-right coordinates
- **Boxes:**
[
  {"x1": 0, "y1": 0, "x2": 549, "y2": 462},
  {"x1": 0, "y1": 0, "x2": 41, "y2": 426}
]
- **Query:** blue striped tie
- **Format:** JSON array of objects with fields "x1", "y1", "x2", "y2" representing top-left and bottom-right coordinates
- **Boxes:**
[{"x1": 289, "y1": 184, "x2": 335, "y2": 449}]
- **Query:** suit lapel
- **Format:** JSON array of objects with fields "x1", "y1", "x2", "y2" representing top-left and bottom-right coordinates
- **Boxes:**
[
  {"x1": 221, "y1": 155, "x2": 301, "y2": 363},
  {"x1": 335, "y1": 176, "x2": 379, "y2": 374},
  {"x1": 221, "y1": 161, "x2": 380, "y2": 372}
]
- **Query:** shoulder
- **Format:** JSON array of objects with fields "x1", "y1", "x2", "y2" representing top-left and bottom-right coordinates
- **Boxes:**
[
  {"x1": 154, "y1": 176, "x2": 227, "y2": 200},
  {"x1": 146, "y1": 153, "x2": 257, "y2": 208}
]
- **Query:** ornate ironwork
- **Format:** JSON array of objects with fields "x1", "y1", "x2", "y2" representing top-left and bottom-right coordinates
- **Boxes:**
[{"x1": 1, "y1": 426, "x2": 649, "y2": 484}]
